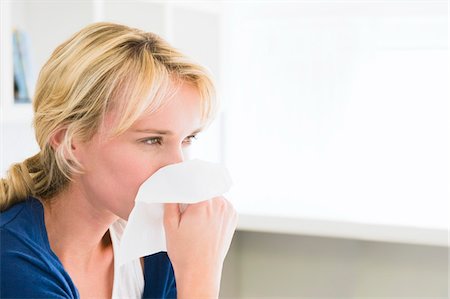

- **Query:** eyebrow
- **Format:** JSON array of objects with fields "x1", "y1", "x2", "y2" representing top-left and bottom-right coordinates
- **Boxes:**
[{"x1": 133, "y1": 128, "x2": 203, "y2": 135}]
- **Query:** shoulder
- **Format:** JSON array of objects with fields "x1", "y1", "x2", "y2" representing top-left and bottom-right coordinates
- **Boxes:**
[
  {"x1": 1, "y1": 198, "x2": 28, "y2": 227},
  {"x1": 1, "y1": 199, "x2": 79, "y2": 298},
  {"x1": 1, "y1": 198, "x2": 44, "y2": 234},
  {"x1": 1, "y1": 198, "x2": 49, "y2": 256},
  {"x1": 1, "y1": 240, "x2": 78, "y2": 298},
  {"x1": 142, "y1": 251, "x2": 177, "y2": 299}
]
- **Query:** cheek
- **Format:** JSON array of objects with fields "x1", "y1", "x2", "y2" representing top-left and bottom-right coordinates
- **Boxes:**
[
  {"x1": 106, "y1": 150, "x2": 151, "y2": 185},
  {"x1": 106, "y1": 145, "x2": 166, "y2": 191}
]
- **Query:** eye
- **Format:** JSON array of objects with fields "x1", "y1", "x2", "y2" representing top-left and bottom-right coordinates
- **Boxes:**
[
  {"x1": 183, "y1": 134, "x2": 197, "y2": 145},
  {"x1": 141, "y1": 137, "x2": 162, "y2": 146}
]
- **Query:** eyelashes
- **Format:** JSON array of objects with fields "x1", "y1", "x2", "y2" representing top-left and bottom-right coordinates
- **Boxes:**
[
  {"x1": 183, "y1": 134, "x2": 197, "y2": 145},
  {"x1": 142, "y1": 137, "x2": 163, "y2": 146},
  {"x1": 141, "y1": 135, "x2": 198, "y2": 146}
]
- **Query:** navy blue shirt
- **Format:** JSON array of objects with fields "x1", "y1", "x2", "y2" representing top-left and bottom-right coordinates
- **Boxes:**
[{"x1": 0, "y1": 198, "x2": 176, "y2": 298}]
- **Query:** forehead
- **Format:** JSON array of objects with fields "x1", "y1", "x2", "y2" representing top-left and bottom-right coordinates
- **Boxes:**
[
  {"x1": 101, "y1": 82, "x2": 203, "y2": 137},
  {"x1": 133, "y1": 83, "x2": 202, "y2": 129}
]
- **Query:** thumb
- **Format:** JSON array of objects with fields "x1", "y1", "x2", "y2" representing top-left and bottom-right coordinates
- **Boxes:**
[{"x1": 164, "y1": 203, "x2": 181, "y2": 229}]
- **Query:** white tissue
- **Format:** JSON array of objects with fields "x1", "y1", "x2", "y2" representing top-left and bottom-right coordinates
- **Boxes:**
[{"x1": 117, "y1": 159, "x2": 232, "y2": 266}]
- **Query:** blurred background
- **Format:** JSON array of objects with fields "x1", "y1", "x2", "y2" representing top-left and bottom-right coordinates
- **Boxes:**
[{"x1": 1, "y1": 0, "x2": 448, "y2": 298}]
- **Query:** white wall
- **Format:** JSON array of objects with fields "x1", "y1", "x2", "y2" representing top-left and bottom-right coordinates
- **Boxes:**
[{"x1": 222, "y1": 1, "x2": 449, "y2": 231}]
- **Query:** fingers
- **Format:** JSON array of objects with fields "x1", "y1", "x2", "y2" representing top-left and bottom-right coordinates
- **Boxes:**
[
  {"x1": 163, "y1": 196, "x2": 238, "y2": 284},
  {"x1": 164, "y1": 197, "x2": 237, "y2": 233}
]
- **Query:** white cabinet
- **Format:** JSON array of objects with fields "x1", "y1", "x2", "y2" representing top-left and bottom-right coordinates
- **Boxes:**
[{"x1": 1, "y1": 1, "x2": 222, "y2": 122}]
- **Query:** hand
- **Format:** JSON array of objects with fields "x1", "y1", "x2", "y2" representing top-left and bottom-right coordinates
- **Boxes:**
[{"x1": 163, "y1": 197, "x2": 238, "y2": 299}]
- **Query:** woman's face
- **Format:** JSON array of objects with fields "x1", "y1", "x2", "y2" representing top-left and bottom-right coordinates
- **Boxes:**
[{"x1": 74, "y1": 82, "x2": 203, "y2": 219}]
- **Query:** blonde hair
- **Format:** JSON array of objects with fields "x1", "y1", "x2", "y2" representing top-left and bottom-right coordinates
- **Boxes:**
[{"x1": 0, "y1": 22, "x2": 216, "y2": 211}]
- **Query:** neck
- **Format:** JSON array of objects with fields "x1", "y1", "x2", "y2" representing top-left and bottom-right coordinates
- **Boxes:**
[{"x1": 43, "y1": 184, "x2": 118, "y2": 268}]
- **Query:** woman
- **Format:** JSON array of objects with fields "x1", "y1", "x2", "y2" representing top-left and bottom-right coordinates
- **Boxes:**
[{"x1": 0, "y1": 22, "x2": 238, "y2": 298}]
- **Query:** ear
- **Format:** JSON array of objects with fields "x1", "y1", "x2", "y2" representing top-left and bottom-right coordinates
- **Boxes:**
[
  {"x1": 49, "y1": 127, "x2": 68, "y2": 150},
  {"x1": 49, "y1": 127, "x2": 81, "y2": 158}
]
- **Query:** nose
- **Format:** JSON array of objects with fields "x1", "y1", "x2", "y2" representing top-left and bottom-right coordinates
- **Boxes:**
[{"x1": 162, "y1": 144, "x2": 184, "y2": 167}]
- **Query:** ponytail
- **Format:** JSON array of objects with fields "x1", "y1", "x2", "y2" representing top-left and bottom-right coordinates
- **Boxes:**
[
  {"x1": 1, "y1": 157, "x2": 36, "y2": 211},
  {"x1": 0, "y1": 152, "x2": 68, "y2": 211}
]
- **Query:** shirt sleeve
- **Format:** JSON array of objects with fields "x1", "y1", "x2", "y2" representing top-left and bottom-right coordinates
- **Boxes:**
[{"x1": 142, "y1": 251, "x2": 177, "y2": 299}]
